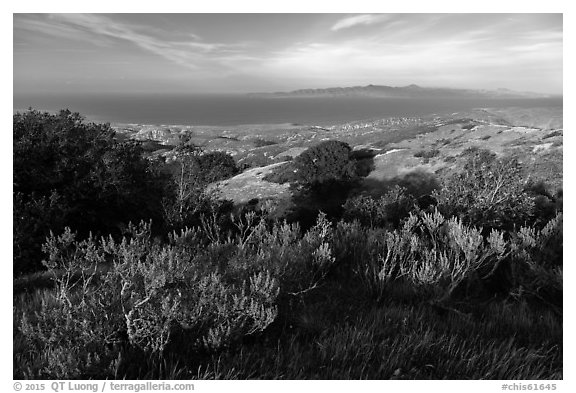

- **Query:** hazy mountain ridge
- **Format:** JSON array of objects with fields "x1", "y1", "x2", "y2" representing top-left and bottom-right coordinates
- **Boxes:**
[{"x1": 248, "y1": 84, "x2": 553, "y2": 99}]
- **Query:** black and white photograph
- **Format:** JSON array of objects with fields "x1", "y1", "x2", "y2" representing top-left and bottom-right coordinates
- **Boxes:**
[{"x1": 11, "y1": 3, "x2": 565, "y2": 384}]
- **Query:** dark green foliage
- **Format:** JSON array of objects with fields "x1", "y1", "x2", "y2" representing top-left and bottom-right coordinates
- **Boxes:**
[
  {"x1": 14, "y1": 109, "x2": 114, "y2": 196},
  {"x1": 524, "y1": 180, "x2": 563, "y2": 227},
  {"x1": 162, "y1": 146, "x2": 238, "y2": 185},
  {"x1": 15, "y1": 220, "x2": 284, "y2": 378},
  {"x1": 14, "y1": 213, "x2": 338, "y2": 378},
  {"x1": 13, "y1": 109, "x2": 166, "y2": 275},
  {"x1": 434, "y1": 148, "x2": 534, "y2": 231},
  {"x1": 160, "y1": 144, "x2": 237, "y2": 231},
  {"x1": 509, "y1": 214, "x2": 563, "y2": 307},
  {"x1": 292, "y1": 140, "x2": 359, "y2": 188},
  {"x1": 343, "y1": 186, "x2": 416, "y2": 228},
  {"x1": 264, "y1": 140, "x2": 372, "y2": 190},
  {"x1": 264, "y1": 141, "x2": 368, "y2": 226},
  {"x1": 14, "y1": 191, "x2": 66, "y2": 274},
  {"x1": 197, "y1": 151, "x2": 239, "y2": 183}
]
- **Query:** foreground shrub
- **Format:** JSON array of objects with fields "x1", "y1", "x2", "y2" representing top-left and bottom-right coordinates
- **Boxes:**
[
  {"x1": 334, "y1": 207, "x2": 563, "y2": 307},
  {"x1": 509, "y1": 213, "x2": 563, "y2": 307},
  {"x1": 15, "y1": 221, "x2": 280, "y2": 378},
  {"x1": 360, "y1": 210, "x2": 509, "y2": 301},
  {"x1": 15, "y1": 210, "x2": 343, "y2": 378},
  {"x1": 226, "y1": 212, "x2": 337, "y2": 295}
]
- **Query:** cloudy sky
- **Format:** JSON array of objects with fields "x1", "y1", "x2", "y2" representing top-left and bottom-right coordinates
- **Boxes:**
[{"x1": 13, "y1": 13, "x2": 563, "y2": 95}]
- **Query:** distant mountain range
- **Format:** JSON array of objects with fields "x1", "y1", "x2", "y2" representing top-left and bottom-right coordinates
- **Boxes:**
[{"x1": 248, "y1": 84, "x2": 554, "y2": 99}]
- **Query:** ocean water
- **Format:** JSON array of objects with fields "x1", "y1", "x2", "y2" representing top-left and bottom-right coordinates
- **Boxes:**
[{"x1": 13, "y1": 93, "x2": 563, "y2": 126}]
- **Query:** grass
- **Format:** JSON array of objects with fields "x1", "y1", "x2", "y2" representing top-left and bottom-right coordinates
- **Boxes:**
[
  {"x1": 196, "y1": 304, "x2": 560, "y2": 379},
  {"x1": 14, "y1": 270, "x2": 562, "y2": 379}
]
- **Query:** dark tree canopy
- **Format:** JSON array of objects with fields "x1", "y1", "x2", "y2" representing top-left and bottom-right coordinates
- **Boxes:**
[
  {"x1": 198, "y1": 151, "x2": 239, "y2": 184},
  {"x1": 293, "y1": 140, "x2": 359, "y2": 188},
  {"x1": 13, "y1": 109, "x2": 167, "y2": 274}
]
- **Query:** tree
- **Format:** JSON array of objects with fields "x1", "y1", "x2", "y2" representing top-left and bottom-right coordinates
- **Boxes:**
[
  {"x1": 293, "y1": 140, "x2": 359, "y2": 188},
  {"x1": 13, "y1": 109, "x2": 166, "y2": 274},
  {"x1": 275, "y1": 140, "x2": 362, "y2": 227},
  {"x1": 161, "y1": 144, "x2": 237, "y2": 230},
  {"x1": 163, "y1": 144, "x2": 205, "y2": 227},
  {"x1": 198, "y1": 151, "x2": 239, "y2": 183}
]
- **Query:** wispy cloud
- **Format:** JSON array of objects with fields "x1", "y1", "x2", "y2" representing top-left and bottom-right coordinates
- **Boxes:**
[
  {"x1": 253, "y1": 29, "x2": 562, "y2": 91},
  {"x1": 13, "y1": 13, "x2": 562, "y2": 94},
  {"x1": 15, "y1": 14, "x2": 244, "y2": 73},
  {"x1": 331, "y1": 14, "x2": 392, "y2": 31}
]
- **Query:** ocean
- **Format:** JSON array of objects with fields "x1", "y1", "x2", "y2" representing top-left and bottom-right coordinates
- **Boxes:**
[{"x1": 13, "y1": 93, "x2": 563, "y2": 126}]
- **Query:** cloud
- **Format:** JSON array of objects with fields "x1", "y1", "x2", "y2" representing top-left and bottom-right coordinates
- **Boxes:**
[
  {"x1": 331, "y1": 14, "x2": 392, "y2": 31},
  {"x1": 15, "y1": 14, "x2": 242, "y2": 73},
  {"x1": 13, "y1": 14, "x2": 562, "y2": 94},
  {"x1": 252, "y1": 31, "x2": 562, "y2": 93}
]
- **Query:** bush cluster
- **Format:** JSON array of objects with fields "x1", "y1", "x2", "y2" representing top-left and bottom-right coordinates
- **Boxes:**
[
  {"x1": 434, "y1": 148, "x2": 535, "y2": 231},
  {"x1": 334, "y1": 209, "x2": 562, "y2": 306},
  {"x1": 413, "y1": 148, "x2": 440, "y2": 160},
  {"x1": 15, "y1": 212, "x2": 338, "y2": 378},
  {"x1": 13, "y1": 110, "x2": 240, "y2": 274},
  {"x1": 342, "y1": 186, "x2": 416, "y2": 229},
  {"x1": 13, "y1": 110, "x2": 167, "y2": 274}
]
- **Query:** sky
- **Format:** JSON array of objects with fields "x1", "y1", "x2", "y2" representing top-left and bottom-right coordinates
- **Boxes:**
[{"x1": 13, "y1": 13, "x2": 563, "y2": 95}]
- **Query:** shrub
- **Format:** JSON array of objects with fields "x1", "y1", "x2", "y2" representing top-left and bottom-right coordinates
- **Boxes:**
[
  {"x1": 292, "y1": 140, "x2": 358, "y2": 188},
  {"x1": 434, "y1": 149, "x2": 534, "y2": 231},
  {"x1": 15, "y1": 209, "x2": 346, "y2": 378},
  {"x1": 161, "y1": 145, "x2": 236, "y2": 230},
  {"x1": 264, "y1": 140, "x2": 360, "y2": 189},
  {"x1": 197, "y1": 151, "x2": 239, "y2": 183},
  {"x1": 230, "y1": 212, "x2": 337, "y2": 295},
  {"x1": 265, "y1": 140, "x2": 365, "y2": 224},
  {"x1": 343, "y1": 186, "x2": 416, "y2": 228},
  {"x1": 509, "y1": 213, "x2": 562, "y2": 306},
  {"x1": 349, "y1": 209, "x2": 509, "y2": 302},
  {"x1": 413, "y1": 149, "x2": 440, "y2": 160},
  {"x1": 524, "y1": 180, "x2": 562, "y2": 227},
  {"x1": 14, "y1": 191, "x2": 67, "y2": 274},
  {"x1": 13, "y1": 109, "x2": 167, "y2": 275},
  {"x1": 15, "y1": 221, "x2": 282, "y2": 378}
]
